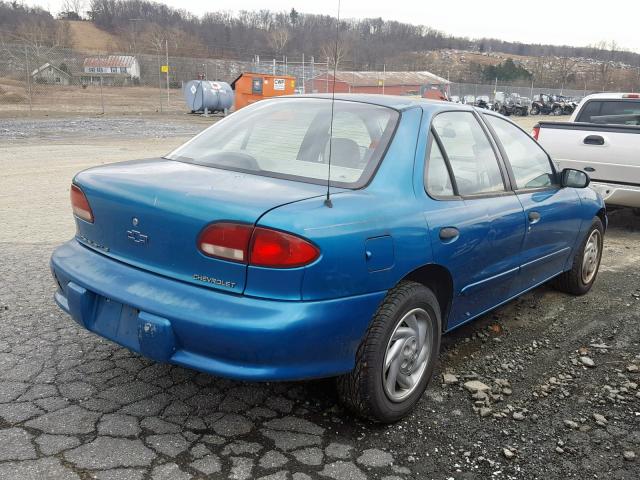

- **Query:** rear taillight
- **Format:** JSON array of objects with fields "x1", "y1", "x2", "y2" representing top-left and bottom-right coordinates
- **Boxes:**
[
  {"x1": 197, "y1": 222, "x2": 319, "y2": 268},
  {"x1": 622, "y1": 93, "x2": 640, "y2": 99},
  {"x1": 198, "y1": 222, "x2": 253, "y2": 262},
  {"x1": 70, "y1": 184, "x2": 94, "y2": 223},
  {"x1": 531, "y1": 125, "x2": 540, "y2": 141},
  {"x1": 250, "y1": 227, "x2": 320, "y2": 268}
]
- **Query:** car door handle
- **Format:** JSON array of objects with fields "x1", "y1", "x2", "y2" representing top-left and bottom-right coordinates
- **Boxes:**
[
  {"x1": 528, "y1": 211, "x2": 541, "y2": 224},
  {"x1": 583, "y1": 135, "x2": 605, "y2": 146},
  {"x1": 584, "y1": 166, "x2": 595, "y2": 172},
  {"x1": 439, "y1": 227, "x2": 459, "y2": 242}
]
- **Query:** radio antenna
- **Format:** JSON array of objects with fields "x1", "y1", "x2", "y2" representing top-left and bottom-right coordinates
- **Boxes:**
[{"x1": 324, "y1": 0, "x2": 341, "y2": 208}]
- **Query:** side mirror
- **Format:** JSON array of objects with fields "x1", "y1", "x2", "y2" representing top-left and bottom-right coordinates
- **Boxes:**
[{"x1": 561, "y1": 168, "x2": 590, "y2": 188}]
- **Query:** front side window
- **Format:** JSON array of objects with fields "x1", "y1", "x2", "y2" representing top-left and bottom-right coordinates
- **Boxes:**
[
  {"x1": 484, "y1": 114, "x2": 555, "y2": 189},
  {"x1": 166, "y1": 98, "x2": 399, "y2": 188},
  {"x1": 432, "y1": 111, "x2": 505, "y2": 196}
]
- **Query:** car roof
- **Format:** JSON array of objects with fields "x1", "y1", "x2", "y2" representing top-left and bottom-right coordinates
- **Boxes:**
[
  {"x1": 282, "y1": 93, "x2": 476, "y2": 113},
  {"x1": 580, "y1": 92, "x2": 639, "y2": 101}
]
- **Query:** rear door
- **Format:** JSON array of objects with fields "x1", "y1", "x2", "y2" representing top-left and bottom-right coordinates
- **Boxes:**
[
  {"x1": 483, "y1": 113, "x2": 582, "y2": 293},
  {"x1": 422, "y1": 110, "x2": 526, "y2": 329}
]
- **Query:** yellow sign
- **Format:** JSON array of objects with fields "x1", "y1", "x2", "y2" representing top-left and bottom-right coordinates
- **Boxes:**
[
  {"x1": 378, "y1": 79, "x2": 384, "y2": 86},
  {"x1": 160, "y1": 65, "x2": 169, "y2": 73}
]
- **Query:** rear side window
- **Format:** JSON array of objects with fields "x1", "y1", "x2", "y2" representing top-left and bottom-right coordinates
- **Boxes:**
[
  {"x1": 432, "y1": 112, "x2": 505, "y2": 196},
  {"x1": 425, "y1": 138, "x2": 454, "y2": 197},
  {"x1": 577, "y1": 100, "x2": 640, "y2": 125},
  {"x1": 483, "y1": 115, "x2": 555, "y2": 189}
]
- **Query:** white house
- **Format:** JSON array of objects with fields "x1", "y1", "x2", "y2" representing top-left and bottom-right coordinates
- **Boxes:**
[{"x1": 81, "y1": 55, "x2": 140, "y2": 86}]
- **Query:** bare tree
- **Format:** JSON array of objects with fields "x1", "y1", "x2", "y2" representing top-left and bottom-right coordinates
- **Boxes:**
[
  {"x1": 267, "y1": 28, "x2": 289, "y2": 54},
  {"x1": 591, "y1": 41, "x2": 620, "y2": 91},
  {"x1": 61, "y1": 0, "x2": 85, "y2": 19},
  {"x1": 552, "y1": 56, "x2": 579, "y2": 89},
  {"x1": 321, "y1": 38, "x2": 351, "y2": 69}
]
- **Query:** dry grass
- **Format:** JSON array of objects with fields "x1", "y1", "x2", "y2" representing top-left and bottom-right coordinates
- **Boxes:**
[
  {"x1": 0, "y1": 82, "x2": 185, "y2": 114},
  {"x1": 64, "y1": 20, "x2": 122, "y2": 53}
]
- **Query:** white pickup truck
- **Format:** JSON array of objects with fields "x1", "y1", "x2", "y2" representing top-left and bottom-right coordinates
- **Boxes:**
[{"x1": 533, "y1": 93, "x2": 640, "y2": 211}]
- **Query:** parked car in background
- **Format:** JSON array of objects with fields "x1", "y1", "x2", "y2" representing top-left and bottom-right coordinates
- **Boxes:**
[
  {"x1": 463, "y1": 95, "x2": 476, "y2": 105},
  {"x1": 51, "y1": 95, "x2": 606, "y2": 423},
  {"x1": 450, "y1": 95, "x2": 461, "y2": 103},
  {"x1": 534, "y1": 93, "x2": 640, "y2": 211}
]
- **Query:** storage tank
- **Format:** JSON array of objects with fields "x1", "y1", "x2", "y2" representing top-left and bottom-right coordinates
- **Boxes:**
[{"x1": 184, "y1": 80, "x2": 234, "y2": 113}]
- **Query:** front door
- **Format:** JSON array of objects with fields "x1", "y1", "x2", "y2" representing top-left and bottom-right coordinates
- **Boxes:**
[
  {"x1": 481, "y1": 113, "x2": 582, "y2": 294},
  {"x1": 421, "y1": 111, "x2": 526, "y2": 329}
]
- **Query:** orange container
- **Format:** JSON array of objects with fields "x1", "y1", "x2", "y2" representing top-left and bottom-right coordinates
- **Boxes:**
[{"x1": 231, "y1": 73, "x2": 296, "y2": 110}]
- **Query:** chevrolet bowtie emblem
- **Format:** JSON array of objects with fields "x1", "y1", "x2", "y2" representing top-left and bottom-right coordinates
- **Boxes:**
[{"x1": 126, "y1": 229, "x2": 148, "y2": 244}]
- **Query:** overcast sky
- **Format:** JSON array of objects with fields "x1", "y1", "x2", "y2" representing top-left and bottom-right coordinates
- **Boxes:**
[{"x1": 28, "y1": 0, "x2": 640, "y2": 53}]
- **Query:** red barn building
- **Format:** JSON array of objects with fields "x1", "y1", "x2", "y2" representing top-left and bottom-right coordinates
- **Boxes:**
[{"x1": 304, "y1": 70, "x2": 450, "y2": 97}]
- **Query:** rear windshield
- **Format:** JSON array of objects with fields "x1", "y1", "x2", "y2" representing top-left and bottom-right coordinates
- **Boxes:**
[
  {"x1": 576, "y1": 100, "x2": 640, "y2": 125},
  {"x1": 166, "y1": 98, "x2": 399, "y2": 188}
]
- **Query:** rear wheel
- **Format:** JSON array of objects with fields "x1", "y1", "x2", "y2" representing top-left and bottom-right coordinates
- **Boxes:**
[
  {"x1": 530, "y1": 104, "x2": 540, "y2": 115},
  {"x1": 336, "y1": 281, "x2": 441, "y2": 423},
  {"x1": 552, "y1": 217, "x2": 603, "y2": 295},
  {"x1": 552, "y1": 106, "x2": 563, "y2": 116}
]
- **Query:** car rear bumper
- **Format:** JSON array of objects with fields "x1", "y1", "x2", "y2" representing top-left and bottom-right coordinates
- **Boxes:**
[
  {"x1": 591, "y1": 182, "x2": 640, "y2": 209},
  {"x1": 51, "y1": 240, "x2": 385, "y2": 381}
]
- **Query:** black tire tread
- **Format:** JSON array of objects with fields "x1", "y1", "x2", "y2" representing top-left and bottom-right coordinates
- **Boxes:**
[
  {"x1": 336, "y1": 281, "x2": 439, "y2": 422},
  {"x1": 552, "y1": 217, "x2": 603, "y2": 295}
]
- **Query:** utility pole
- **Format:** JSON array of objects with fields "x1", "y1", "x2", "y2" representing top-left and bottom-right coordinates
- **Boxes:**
[
  {"x1": 326, "y1": 57, "x2": 330, "y2": 93},
  {"x1": 382, "y1": 64, "x2": 386, "y2": 95},
  {"x1": 530, "y1": 77, "x2": 534, "y2": 99},
  {"x1": 165, "y1": 39, "x2": 170, "y2": 108},
  {"x1": 302, "y1": 53, "x2": 305, "y2": 93},
  {"x1": 157, "y1": 51, "x2": 163, "y2": 113},
  {"x1": 24, "y1": 45, "x2": 32, "y2": 114}
]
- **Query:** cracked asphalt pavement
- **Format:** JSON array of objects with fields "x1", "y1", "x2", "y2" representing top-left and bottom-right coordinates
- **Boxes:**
[{"x1": 1, "y1": 116, "x2": 639, "y2": 479}]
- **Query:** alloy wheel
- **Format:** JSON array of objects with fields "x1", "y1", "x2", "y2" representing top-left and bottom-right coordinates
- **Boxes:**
[
  {"x1": 581, "y1": 230, "x2": 601, "y2": 284},
  {"x1": 382, "y1": 308, "x2": 432, "y2": 402}
]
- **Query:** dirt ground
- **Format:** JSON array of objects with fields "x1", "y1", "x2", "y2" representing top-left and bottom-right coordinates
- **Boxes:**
[{"x1": 0, "y1": 114, "x2": 638, "y2": 480}]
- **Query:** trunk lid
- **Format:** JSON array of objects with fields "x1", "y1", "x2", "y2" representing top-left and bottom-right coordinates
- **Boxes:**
[{"x1": 73, "y1": 158, "x2": 327, "y2": 294}]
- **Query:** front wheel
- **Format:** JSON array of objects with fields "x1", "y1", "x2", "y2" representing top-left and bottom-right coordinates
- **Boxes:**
[
  {"x1": 530, "y1": 105, "x2": 540, "y2": 115},
  {"x1": 552, "y1": 217, "x2": 604, "y2": 295},
  {"x1": 336, "y1": 281, "x2": 441, "y2": 423}
]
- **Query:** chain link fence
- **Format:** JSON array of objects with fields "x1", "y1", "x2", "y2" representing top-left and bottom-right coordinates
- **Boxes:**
[
  {"x1": 450, "y1": 82, "x2": 588, "y2": 102},
  {"x1": 0, "y1": 42, "x2": 608, "y2": 116}
]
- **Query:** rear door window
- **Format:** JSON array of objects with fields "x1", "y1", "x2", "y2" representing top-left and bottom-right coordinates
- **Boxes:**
[
  {"x1": 425, "y1": 137, "x2": 454, "y2": 197},
  {"x1": 432, "y1": 112, "x2": 506, "y2": 196}
]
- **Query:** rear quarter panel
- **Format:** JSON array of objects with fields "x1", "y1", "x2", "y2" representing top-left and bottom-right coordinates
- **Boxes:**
[{"x1": 249, "y1": 107, "x2": 434, "y2": 301}]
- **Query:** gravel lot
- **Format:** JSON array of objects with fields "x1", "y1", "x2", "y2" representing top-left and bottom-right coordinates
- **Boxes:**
[{"x1": 0, "y1": 115, "x2": 638, "y2": 480}]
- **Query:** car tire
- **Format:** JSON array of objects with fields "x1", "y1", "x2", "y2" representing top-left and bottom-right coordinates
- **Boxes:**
[
  {"x1": 336, "y1": 281, "x2": 441, "y2": 423},
  {"x1": 552, "y1": 217, "x2": 604, "y2": 295},
  {"x1": 530, "y1": 105, "x2": 539, "y2": 115}
]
